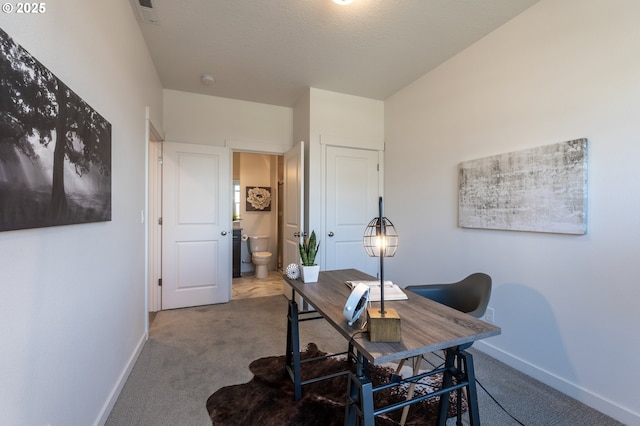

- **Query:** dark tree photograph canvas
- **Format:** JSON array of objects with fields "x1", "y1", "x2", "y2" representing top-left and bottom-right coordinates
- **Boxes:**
[{"x1": 0, "y1": 28, "x2": 111, "y2": 232}]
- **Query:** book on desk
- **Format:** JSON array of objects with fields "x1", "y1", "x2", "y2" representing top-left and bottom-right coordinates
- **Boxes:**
[{"x1": 344, "y1": 280, "x2": 408, "y2": 302}]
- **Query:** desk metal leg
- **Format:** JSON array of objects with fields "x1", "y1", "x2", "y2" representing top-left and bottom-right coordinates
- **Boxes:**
[
  {"x1": 438, "y1": 349, "x2": 455, "y2": 426},
  {"x1": 345, "y1": 352, "x2": 374, "y2": 426},
  {"x1": 285, "y1": 298, "x2": 302, "y2": 400},
  {"x1": 460, "y1": 350, "x2": 480, "y2": 425},
  {"x1": 437, "y1": 347, "x2": 480, "y2": 426}
]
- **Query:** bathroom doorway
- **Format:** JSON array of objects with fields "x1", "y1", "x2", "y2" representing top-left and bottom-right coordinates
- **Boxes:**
[{"x1": 231, "y1": 151, "x2": 285, "y2": 300}]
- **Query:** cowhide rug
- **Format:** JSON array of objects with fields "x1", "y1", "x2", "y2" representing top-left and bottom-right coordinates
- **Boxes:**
[{"x1": 206, "y1": 343, "x2": 467, "y2": 425}]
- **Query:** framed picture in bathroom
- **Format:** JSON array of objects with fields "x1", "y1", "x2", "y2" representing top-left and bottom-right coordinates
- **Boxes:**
[{"x1": 246, "y1": 186, "x2": 272, "y2": 211}]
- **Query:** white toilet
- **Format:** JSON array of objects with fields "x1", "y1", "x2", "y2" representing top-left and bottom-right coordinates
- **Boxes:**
[{"x1": 248, "y1": 235, "x2": 272, "y2": 279}]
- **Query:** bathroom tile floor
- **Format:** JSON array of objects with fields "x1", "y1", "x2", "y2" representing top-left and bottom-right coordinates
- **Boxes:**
[{"x1": 232, "y1": 270, "x2": 287, "y2": 300}]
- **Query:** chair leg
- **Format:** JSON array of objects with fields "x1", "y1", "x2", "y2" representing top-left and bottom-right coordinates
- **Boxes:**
[
  {"x1": 399, "y1": 356, "x2": 422, "y2": 426},
  {"x1": 394, "y1": 358, "x2": 406, "y2": 375}
]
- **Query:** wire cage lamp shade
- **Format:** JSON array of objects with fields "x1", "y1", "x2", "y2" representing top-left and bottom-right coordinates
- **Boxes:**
[
  {"x1": 363, "y1": 216, "x2": 399, "y2": 258},
  {"x1": 362, "y1": 197, "x2": 400, "y2": 339}
]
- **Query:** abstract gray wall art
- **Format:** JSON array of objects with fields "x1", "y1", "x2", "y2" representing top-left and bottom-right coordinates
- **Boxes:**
[
  {"x1": 458, "y1": 139, "x2": 587, "y2": 234},
  {"x1": 0, "y1": 28, "x2": 111, "y2": 232}
]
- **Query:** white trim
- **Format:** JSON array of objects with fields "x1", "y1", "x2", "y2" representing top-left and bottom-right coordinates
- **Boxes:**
[
  {"x1": 93, "y1": 332, "x2": 146, "y2": 426},
  {"x1": 144, "y1": 109, "x2": 150, "y2": 331},
  {"x1": 319, "y1": 138, "x2": 327, "y2": 270},
  {"x1": 225, "y1": 138, "x2": 291, "y2": 154},
  {"x1": 474, "y1": 341, "x2": 640, "y2": 425},
  {"x1": 147, "y1": 141, "x2": 162, "y2": 313},
  {"x1": 146, "y1": 107, "x2": 164, "y2": 314},
  {"x1": 318, "y1": 133, "x2": 384, "y2": 150},
  {"x1": 148, "y1": 117, "x2": 164, "y2": 142}
]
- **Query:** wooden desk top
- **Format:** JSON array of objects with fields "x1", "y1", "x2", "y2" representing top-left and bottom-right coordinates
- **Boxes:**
[{"x1": 284, "y1": 269, "x2": 501, "y2": 365}]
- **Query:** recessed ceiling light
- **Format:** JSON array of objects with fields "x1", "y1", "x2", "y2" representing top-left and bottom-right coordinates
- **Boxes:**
[{"x1": 332, "y1": 0, "x2": 353, "y2": 5}]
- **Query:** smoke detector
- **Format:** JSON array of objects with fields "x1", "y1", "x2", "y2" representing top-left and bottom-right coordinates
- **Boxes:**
[
  {"x1": 135, "y1": 0, "x2": 159, "y2": 24},
  {"x1": 201, "y1": 74, "x2": 215, "y2": 86}
]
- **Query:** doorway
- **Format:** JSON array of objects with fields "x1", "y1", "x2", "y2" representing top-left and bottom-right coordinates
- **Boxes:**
[
  {"x1": 148, "y1": 142, "x2": 302, "y2": 311},
  {"x1": 231, "y1": 151, "x2": 285, "y2": 300}
]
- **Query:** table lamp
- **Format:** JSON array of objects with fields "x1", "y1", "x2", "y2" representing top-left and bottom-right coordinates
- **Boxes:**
[{"x1": 363, "y1": 197, "x2": 400, "y2": 342}]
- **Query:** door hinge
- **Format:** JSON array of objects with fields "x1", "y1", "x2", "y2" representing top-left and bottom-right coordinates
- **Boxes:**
[
  {"x1": 158, "y1": 278, "x2": 162, "y2": 287},
  {"x1": 158, "y1": 217, "x2": 162, "y2": 225},
  {"x1": 377, "y1": 163, "x2": 380, "y2": 171}
]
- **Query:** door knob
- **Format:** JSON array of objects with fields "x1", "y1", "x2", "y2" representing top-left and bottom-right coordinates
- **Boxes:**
[
  {"x1": 221, "y1": 231, "x2": 228, "y2": 236},
  {"x1": 294, "y1": 232, "x2": 301, "y2": 237},
  {"x1": 328, "y1": 231, "x2": 334, "y2": 237}
]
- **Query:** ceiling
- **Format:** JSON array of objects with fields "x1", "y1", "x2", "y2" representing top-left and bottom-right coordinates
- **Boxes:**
[{"x1": 131, "y1": 0, "x2": 540, "y2": 108}]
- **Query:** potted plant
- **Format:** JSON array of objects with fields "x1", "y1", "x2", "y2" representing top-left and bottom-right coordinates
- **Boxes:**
[{"x1": 299, "y1": 230, "x2": 320, "y2": 283}]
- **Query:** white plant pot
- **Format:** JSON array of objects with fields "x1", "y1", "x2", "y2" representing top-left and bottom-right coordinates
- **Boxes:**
[{"x1": 300, "y1": 264, "x2": 320, "y2": 283}]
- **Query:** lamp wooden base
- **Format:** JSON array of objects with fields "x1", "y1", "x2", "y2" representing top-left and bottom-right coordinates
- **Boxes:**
[{"x1": 367, "y1": 307, "x2": 401, "y2": 342}]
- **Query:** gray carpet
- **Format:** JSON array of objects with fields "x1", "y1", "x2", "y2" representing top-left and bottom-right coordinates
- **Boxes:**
[{"x1": 106, "y1": 295, "x2": 623, "y2": 426}]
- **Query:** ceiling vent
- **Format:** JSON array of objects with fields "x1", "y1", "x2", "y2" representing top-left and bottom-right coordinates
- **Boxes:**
[{"x1": 135, "y1": 0, "x2": 159, "y2": 25}]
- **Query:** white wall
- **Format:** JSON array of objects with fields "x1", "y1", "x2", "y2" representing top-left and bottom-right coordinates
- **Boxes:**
[
  {"x1": 304, "y1": 88, "x2": 384, "y2": 253},
  {"x1": 309, "y1": 87, "x2": 385, "y2": 150},
  {"x1": 0, "y1": 1, "x2": 163, "y2": 425},
  {"x1": 293, "y1": 89, "x2": 310, "y2": 147},
  {"x1": 384, "y1": 0, "x2": 639, "y2": 424},
  {"x1": 163, "y1": 89, "x2": 293, "y2": 149}
]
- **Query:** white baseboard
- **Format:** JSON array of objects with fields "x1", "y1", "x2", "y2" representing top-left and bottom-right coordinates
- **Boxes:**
[
  {"x1": 93, "y1": 332, "x2": 147, "y2": 426},
  {"x1": 474, "y1": 341, "x2": 640, "y2": 426}
]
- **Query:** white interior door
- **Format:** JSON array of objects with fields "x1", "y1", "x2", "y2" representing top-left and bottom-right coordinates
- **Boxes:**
[
  {"x1": 283, "y1": 142, "x2": 304, "y2": 268},
  {"x1": 325, "y1": 146, "x2": 379, "y2": 276},
  {"x1": 162, "y1": 142, "x2": 231, "y2": 309},
  {"x1": 282, "y1": 142, "x2": 304, "y2": 297}
]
